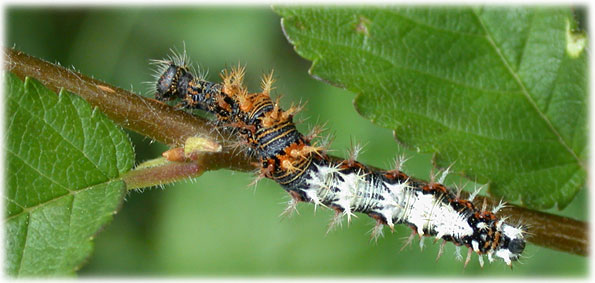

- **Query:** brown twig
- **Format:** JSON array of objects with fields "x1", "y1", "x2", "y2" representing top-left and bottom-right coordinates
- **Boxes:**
[
  {"x1": 5, "y1": 48, "x2": 253, "y2": 172},
  {"x1": 5, "y1": 47, "x2": 588, "y2": 257}
]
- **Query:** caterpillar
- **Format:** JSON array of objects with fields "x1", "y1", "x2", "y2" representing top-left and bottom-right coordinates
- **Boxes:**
[{"x1": 151, "y1": 51, "x2": 526, "y2": 268}]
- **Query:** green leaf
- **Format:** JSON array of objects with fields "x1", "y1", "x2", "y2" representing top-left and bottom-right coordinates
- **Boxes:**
[
  {"x1": 4, "y1": 73, "x2": 135, "y2": 276},
  {"x1": 275, "y1": 7, "x2": 587, "y2": 209}
]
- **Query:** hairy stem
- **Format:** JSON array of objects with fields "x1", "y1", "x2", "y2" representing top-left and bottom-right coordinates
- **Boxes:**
[
  {"x1": 5, "y1": 48, "x2": 253, "y2": 172},
  {"x1": 5, "y1": 47, "x2": 588, "y2": 257}
]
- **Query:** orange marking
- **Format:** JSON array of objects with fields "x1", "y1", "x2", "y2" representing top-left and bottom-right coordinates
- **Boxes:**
[
  {"x1": 261, "y1": 159, "x2": 277, "y2": 178},
  {"x1": 368, "y1": 212, "x2": 387, "y2": 225},
  {"x1": 217, "y1": 95, "x2": 232, "y2": 112},
  {"x1": 97, "y1": 85, "x2": 115, "y2": 93},
  {"x1": 492, "y1": 232, "x2": 501, "y2": 250},
  {"x1": 288, "y1": 190, "x2": 304, "y2": 202},
  {"x1": 384, "y1": 170, "x2": 409, "y2": 181},
  {"x1": 162, "y1": 147, "x2": 186, "y2": 162},
  {"x1": 430, "y1": 183, "x2": 448, "y2": 193}
]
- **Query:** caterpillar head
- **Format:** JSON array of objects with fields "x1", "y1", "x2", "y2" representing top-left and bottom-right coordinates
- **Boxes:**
[
  {"x1": 493, "y1": 222, "x2": 526, "y2": 265},
  {"x1": 468, "y1": 212, "x2": 526, "y2": 266},
  {"x1": 155, "y1": 63, "x2": 193, "y2": 101}
]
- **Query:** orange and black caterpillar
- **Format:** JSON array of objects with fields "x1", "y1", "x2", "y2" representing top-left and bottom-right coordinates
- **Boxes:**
[{"x1": 152, "y1": 52, "x2": 526, "y2": 267}]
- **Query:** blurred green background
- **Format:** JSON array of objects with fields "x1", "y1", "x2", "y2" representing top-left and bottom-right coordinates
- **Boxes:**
[{"x1": 6, "y1": 7, "x2": 588, "y2": 276}]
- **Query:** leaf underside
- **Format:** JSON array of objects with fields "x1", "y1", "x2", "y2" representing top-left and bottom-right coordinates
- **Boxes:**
[
  {"x1": 5, "y1": 73, "x2": 134, "y2": 276},
  {"x1": 276, "y1": 6, "x2": 587, "y2": 209}
]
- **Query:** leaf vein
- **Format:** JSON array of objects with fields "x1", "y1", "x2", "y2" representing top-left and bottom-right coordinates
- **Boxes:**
[
  {"x1": 391, "y1": 105, "x2": 560, "y2": 143},
  {"x1": 386, "y1": 9, "x2": 483, "y2": 37},
  {"x1": 16, "y1": 213, "x2": 30, "y2": 276},
  {"x1": 11, "y1": 86, "x2": 110, "y2": 179},
  {"x1": 471, "y1": 10, "x2": 585, "y2": 170},
  {"x1": 4, "y1": 179, "x2": 121, "y2": 222},
  {"x1": 297, "y1": 31, "x2": 515, "y2": 95},
  {"x1": 5, "y1": 148, "x2": 72, "y2": 196}
]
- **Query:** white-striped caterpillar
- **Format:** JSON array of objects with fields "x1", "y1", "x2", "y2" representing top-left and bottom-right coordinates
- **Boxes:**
[{"x1": 152, "y1": 51, "x2": 526, "y2": 267}]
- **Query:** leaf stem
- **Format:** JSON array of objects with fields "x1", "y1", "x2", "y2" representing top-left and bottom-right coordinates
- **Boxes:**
[
  {"x1": 5, "y1": 47, "x2": 588, "y2": 257},
  {"x1": 121, "y1": 158, "x2": 205, "y2": 190}
]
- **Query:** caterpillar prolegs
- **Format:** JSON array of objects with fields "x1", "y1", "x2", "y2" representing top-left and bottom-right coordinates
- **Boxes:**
[{"x1": 152, "y1": 52, "x2": 526, "y2": 267}]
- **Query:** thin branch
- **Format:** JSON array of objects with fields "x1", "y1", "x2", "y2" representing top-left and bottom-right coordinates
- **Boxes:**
[
  {"x1": 5, "y1": 48, "x2": 253, "y2": 172},
  {"x1": 5, "y1": 47, "x2": 588, "y2": 257}
]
